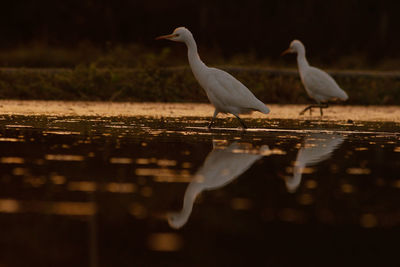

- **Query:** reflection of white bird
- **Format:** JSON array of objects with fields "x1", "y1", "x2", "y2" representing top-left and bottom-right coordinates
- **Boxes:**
[
  {"x1": 168, "y1": 141, "x2": 269, "y2": 229},
  {"x1": 285, "y1": 133, "x2": 344, "y2": 193},
  {"x1": 156, "y1": 27, "x2": 270, "y2": 128},
  {"x1": 282, "y1": 40, "x2": 349, "y2": 116}
]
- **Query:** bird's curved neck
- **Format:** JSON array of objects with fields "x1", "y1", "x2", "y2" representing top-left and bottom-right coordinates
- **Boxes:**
[
  {"x1": 296, "y1": 49, "x2": 309, "y2": 72},
  {"x1": 178, "y1": 180, "x2": 203, "y2": 222},
  {"x1": 184, "y1": 37, "x2": 207, "y2": 75}
]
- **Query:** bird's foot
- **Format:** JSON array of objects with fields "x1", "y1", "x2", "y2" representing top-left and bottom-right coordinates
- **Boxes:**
[
  {"x1": 299, "y1": 109, "x2": 309, "y2": 116},
  {"x1": 207, "y1": 119, "x2": 215, "y2": 129},
  {"x1": 238, "y1": 121, "x2": 248, "y2": 129}
]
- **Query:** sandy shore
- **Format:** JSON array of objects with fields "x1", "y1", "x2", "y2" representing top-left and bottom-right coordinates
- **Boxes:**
[{"x1": 0, "y1": 100, "x2": 399, "y2": 123}]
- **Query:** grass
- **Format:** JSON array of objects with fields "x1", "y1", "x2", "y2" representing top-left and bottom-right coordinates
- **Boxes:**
[
  {"x1": 1, "y1": 66, "x2": 400, "y2": 105},
  {"x1": 0, "y1": 43, "x2": 399, "y2": 104}
]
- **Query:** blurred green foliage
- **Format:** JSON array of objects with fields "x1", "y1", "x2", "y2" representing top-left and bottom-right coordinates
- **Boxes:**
[
  {"x1": 0, "y1": 43, "x2": 399, "y2": 105},
  {"x1": 2, "y1": 42, "x2": 400, "y2": 70},
  {"x1": 0, "y1": 42, "x2": 176, "y2": 68},
  {"x1": 0, "y1": 64, "x2": 399, "y2": 105}
]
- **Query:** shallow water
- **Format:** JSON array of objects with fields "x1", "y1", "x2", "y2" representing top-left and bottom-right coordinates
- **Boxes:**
[{"x1": 0, "y1": 115, "x2": 399, "y2": 267}]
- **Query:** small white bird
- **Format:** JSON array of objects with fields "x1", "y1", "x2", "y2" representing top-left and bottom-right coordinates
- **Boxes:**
[
  {"x1": 282, "y1": 40, "x2": 349, "y2": 116},
  {"x1": 167, "y1": 141, "x2": 269, "y2": 229},
  {"x1": 156, "y1": 27, "x2": 270, "y2": 128}
]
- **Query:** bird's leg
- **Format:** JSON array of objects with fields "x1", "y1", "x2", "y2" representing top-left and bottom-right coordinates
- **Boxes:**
[
  {"x1": 207, "y1": 109, "x2": 219, "y2": 129},
  {"x1": 234, "y1": 114, "x2": 247, "y2": 129},
  {"x1": 207, "y1": 118, "x2": 215, "y2": 129},
  {"x1": 299, "y1": 105, "x2": 318, "y2": 115},
  {"x1": 319, "y1": 104, "x2": 329, "y2": 116}
]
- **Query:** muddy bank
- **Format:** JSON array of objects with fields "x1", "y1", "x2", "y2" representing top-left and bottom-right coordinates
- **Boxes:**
[{"x1": 0, "y1": 101, "x2": 399, "y2": 126}]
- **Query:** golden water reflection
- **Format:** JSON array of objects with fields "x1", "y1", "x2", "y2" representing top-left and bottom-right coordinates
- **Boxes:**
[
  {"x1": 0, "y1": 199, "x2": 95, "y2": 216},
  {"x1": 45, "y1": 154, "x2": 85, "y2": 161},
  {"x1": 147, "y1": 233, "x2": 183, "y2": 252},
  {"x1": 0, "y1": 157, "x2": 25, "y2": 164}
]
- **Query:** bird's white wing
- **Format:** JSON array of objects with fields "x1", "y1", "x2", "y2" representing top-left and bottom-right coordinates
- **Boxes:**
[
  {"x1": 286, "y1": 134, "x2": 345, "y2": 193},
  {"x1": 205, "y1": 68, "x2": 269, "y2": 114},
  {"x1": 302, "y1": 67, "x2": 348, "y2": 102},
  {"x1": 197, "y1": 142, "x2": 265, "y2": 189},
  {"x1": 296, "y1": 134, "x2": 345, "y2": 167}
]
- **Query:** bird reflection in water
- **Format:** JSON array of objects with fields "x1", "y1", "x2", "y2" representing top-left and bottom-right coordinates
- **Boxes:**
[
  {"x1": 285, "y1": 133, "x2": 345, "y2": 193},
  {"x1": 168, "y1": 140, "x2": 269, "y2": 229}
]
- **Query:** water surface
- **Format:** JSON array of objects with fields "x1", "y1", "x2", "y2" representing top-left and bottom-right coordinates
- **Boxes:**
[{"x1": 0, "y1": 114, "x2": 399, "y2": 267}]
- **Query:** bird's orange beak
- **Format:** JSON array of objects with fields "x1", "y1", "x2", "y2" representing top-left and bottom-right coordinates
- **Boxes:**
[
  {"x1": 281, "y1": 48, "x2": 291, "y2": 56},
  {"x1": 155, "y1": 33, "x2": 177, "y2": 40}
]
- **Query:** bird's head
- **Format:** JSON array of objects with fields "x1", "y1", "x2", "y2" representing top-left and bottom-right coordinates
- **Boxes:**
[
  {"x1": 167, "y1": 211, "x2": 186, "y2": 229},
  {"x1": 281, "y1": 40, "x2": 305, "y2": 55},
  {"x1": 156, "y1": 27, "x2": 192, "y2": 43}
]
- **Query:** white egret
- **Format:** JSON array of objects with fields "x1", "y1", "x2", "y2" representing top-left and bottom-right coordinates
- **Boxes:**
[
  {"x1": 156, "y1": 27, "x2": 270, "y2": 128},
  {"x1": 167, "y1": 141, "x2": 269, "y2": 229},
  {"x1": 282, "y1": 40, "x2": 349, "y2": 116},
  {"x1": 284, "y1": 133, "x2": 345, "y2": 193}
]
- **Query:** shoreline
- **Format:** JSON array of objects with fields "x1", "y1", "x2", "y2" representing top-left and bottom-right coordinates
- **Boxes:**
[{"x1": 0, "y1": 100, "x2": 399, "y2": 123}]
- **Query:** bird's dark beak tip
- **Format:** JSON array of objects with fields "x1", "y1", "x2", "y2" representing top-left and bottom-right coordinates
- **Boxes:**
[{"x1": 281, "y1": 49, "x2": 291, "y2": 56}]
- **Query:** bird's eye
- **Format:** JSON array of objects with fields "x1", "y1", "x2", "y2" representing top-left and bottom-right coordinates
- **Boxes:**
[{"x1": 175, "y1": 34, "x2": 180, "y2": 37}]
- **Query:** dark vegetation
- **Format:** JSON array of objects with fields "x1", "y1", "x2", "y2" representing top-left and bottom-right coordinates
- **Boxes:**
[
  {"x1": 1, "y1": 66, "x2": 399, "y2": 104},
  {"x1": 1, "y1": 0, "x2": 399, "y2": 66},
  {"x1": 0, "y1": 0, "x2": 400, "y2": 103}
]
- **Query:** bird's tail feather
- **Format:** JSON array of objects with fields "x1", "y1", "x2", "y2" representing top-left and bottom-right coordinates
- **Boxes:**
[
  {"x1": 339, "y1": 90, "x2": 349, "y2": 101},
  {"x1": 258, "y1": 104, "x2": 270, "y2": 114}
]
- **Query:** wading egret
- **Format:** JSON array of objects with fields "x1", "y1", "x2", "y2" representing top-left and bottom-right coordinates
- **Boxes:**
[
  {"x1": 156, "y1": 27, "x2": 270, "y2": 128},
  {"x1": 167, "y1": 141, "x2": 269, "y2": 229},
  {"x1": 282, "y1": 40, "x2": 349, "y2": 116}
]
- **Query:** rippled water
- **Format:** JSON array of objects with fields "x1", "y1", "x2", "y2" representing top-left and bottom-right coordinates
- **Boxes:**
[{"x1": 0, "y1": 115, "x2": 399, "y2": 267}]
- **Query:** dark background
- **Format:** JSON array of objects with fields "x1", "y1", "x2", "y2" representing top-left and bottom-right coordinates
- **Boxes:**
[{"x1": 0, "y1": 0, "x2": 399, "y2": 66}]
